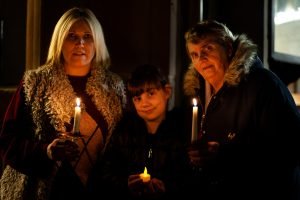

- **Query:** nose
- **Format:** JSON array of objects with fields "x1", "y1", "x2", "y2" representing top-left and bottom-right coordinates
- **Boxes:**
[
  {"x1": 140, "y1": 94, "x2": 151, "y2": 107},
  {"x1": 192, "y1": 50, "x2": 207, "y2": 63},
  {"x1": 141, "y1": 96, "x2": 149, "y2": 105},
  {"x1": 74, "y1": 37, "x2": 85, "y2": 45}
]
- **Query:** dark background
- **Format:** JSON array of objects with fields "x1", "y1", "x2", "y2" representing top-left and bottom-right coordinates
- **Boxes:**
[{"x1": 1, "y1": 0, "x2": 300, "y2": 122}]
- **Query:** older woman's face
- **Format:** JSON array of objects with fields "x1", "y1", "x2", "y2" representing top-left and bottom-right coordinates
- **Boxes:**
[
  {"x1": 187, "y1": 39, "x2": 230, "y2": 91},
  {"x1": 62, "y1": 20, "x2": 95, "y2": 75}
]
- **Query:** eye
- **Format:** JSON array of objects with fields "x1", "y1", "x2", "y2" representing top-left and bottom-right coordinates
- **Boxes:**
[
  {"x1": 190, "y1": 52, "x2": 200, "y2": 60},
  {"x1": 66, "y1": 33, "x2": 78, "y2": 41},
  {"x1": 203, "y1": 44, "x2": 214, "y2": 52},
  {"x1": 83, "y1": 33, "x2": 93, "y2": 42},
  {"x1": 147, "y1": 89, "x2": 157, "y2": 97},
  {"x1": 132, "y1": 96, "x2": 141, "y2": 103}
]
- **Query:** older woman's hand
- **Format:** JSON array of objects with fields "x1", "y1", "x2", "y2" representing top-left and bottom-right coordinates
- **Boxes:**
[{"x1": 188, "y1": 140, "x2": 220, "y2": 168}]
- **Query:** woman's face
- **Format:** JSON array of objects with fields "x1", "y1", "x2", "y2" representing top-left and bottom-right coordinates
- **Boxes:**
[
  {"x1": 62, "y1": 20, "x2": 95, "y2": 75},
  {"x1": 187, "y1": 38, "x2": 230, "y2": 91}
]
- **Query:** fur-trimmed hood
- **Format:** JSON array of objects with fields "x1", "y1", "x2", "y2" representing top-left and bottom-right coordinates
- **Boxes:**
[{"x1": 183, "y1": 34, "x2": 258, "y2": 97}]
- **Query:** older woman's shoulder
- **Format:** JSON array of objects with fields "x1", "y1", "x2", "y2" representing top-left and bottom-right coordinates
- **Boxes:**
[{"x1": 248, "y1": 64, "x2": 284, "y2": 86}]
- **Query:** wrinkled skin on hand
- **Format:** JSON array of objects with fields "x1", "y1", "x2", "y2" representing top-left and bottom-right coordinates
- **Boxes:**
[{"x1": 47, "y1": 137, "x2": 79, "y2": 161}]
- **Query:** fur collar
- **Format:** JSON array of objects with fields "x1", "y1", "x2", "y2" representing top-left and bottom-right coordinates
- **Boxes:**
[
  {"x1": 0, "y1": 64, "x2": 126, "y2": 200},
  {"x1": 23, "y1": 64, "x2": 126, "y2": 143},
  {"x1": 183, "y1": 34, "x2": 258, "y2": 97}
]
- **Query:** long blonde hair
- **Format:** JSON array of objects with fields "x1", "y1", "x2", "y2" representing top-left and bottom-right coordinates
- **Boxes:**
[{"x1": 46, "y1": 7, "x2": 110, "y2": 69}]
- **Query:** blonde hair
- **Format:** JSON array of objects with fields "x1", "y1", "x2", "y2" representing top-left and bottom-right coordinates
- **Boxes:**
[{"x1": 46, "y1": 7, "x2": 110, "y2": 69}]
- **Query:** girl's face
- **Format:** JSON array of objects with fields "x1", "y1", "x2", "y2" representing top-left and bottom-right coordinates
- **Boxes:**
[
  {"x1": 62, "y1": 20, "x2": 95, "y2": 75},
  {"x1": 132, "y1": 86, "x2": 171, "y2": 125}
]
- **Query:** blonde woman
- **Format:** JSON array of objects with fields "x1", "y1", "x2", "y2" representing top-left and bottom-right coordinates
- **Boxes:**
[{"x1": 0, "y1": 7, "x2": 126, "y2": 200}]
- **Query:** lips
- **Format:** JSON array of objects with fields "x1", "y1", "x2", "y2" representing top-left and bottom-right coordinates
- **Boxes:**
[
  {"x1": 143, "y1": 109, "x2": 153, "y2": 113},
  {"x1": 202, "y1": 64, "x2": 213, "y2": 70},
  {"x1": 73, "y1": 48, "x2": 86, "y2": 55},
  {"x1": 140, "y1": 108, "x2": 155, "y2": 114},
  {"x1": 73, "y1": 52, "x2": 85, "y2": 56}
]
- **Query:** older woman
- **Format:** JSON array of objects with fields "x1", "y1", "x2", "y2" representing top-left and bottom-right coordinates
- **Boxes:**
[
  {"x1": 183, "y1": 20, "x2": 300, "y2": 200},
  {"x1": 0, "y1": 7, "x2": 126, "y2": 200}
]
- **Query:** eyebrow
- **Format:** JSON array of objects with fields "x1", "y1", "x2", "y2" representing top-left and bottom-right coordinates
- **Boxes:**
[{"x1": 68, "y1": 31, "x2": 92, "y2": 34}]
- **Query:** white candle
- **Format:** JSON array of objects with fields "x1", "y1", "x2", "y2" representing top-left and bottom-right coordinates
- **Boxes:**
[
  {"x1": 140, "y1": 167, "x2": 151, "y2": 183},
  {"x1": 191, "y1": 98, "x2": 198, "y2": 142},
  {"x1": 73, "y1": 97, "x2": 81, "y2": 134}
]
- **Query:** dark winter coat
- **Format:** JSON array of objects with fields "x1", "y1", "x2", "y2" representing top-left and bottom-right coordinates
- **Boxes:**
[{"x1": 183, "y1": 35, "x2": 300, "y2": 200}]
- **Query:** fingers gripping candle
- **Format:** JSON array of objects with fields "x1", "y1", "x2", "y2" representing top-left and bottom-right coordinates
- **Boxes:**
[{"x1": 73, "y1": 97, "x2": 81, "y2": 135}]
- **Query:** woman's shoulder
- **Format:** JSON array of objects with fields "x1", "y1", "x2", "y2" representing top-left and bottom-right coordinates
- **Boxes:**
[
  {"x1": 243, "y1": 64, "x2": 295, "y2": 108},
  {"x1": 101, "y1": 69, "x2": 123, "y2": 84},
  {"x1": 23, "y1": 65, "x2": 58, "y2": 90},
  {"x1": 95, "y1": 69, "x2": 126, "y2": 106},
  {"x1": 24, "y1": 65, "x2": 51, "y2": 78},
  {"x1": 103, "y1": 70, "x2": 125, "y2": 88},
  {"x1": 247, "y1": 64, "x2": 286, "y2": 90},
  {"x1": 22, "y1": 65, "x2": 54, "y2": 94}
]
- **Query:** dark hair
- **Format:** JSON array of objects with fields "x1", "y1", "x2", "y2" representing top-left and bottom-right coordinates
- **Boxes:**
[{"x1": 127, "y1": 64, "x2": 168, "y2": 98}]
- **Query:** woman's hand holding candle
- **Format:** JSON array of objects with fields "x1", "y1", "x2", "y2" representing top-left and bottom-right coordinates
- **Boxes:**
[{"x1": 46, "y1": 137, "x2": 79, "y2": 161}]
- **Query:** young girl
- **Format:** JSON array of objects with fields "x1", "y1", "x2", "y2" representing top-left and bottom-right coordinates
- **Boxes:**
[{"x1": 93, "y1": 64, "x2": 191, "y2": 200}]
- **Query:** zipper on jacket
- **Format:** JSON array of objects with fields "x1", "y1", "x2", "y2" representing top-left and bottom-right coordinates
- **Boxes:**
[
  {"x1": 200, "y1": 114, "x2": 206, "y2": 136},
  {"x1": 199, "y1": 94, "x2": 216, "y2": 137}
]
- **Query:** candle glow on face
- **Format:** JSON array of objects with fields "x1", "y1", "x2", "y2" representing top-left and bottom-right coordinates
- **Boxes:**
[
  {"x1": 73, "y1": 97, "x2": 81, "y2": 134},
  {"x1": 140, "y1": 167, "x2": 151, "y2": 183},
  {"x1": 191, "y1": 98, "x2": 198, "y2": 142}
]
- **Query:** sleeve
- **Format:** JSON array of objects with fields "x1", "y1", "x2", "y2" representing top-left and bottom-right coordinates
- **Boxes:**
[
  {"x1": 0, "y1": 80, "x2": 55, "y2": 178},
  {"x1": 257, "y1": 71, "x2": 300, "y2": 153}
]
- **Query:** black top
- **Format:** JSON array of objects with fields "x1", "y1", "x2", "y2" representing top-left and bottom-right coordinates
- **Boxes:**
[{"x1": 89, "y1": 107, "x2": 192, "y2": 200}]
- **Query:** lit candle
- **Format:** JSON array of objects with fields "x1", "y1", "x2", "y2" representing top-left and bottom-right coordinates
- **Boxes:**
[
  {"x1": 140, "y1": 167, "x2": 151, "y2": 183},
  {"x1": 191, "y1": 98, "x2": 198, "y2": 142},
  {"x1": 73, "y1": 97, "x2": 81, "y2": 134}
]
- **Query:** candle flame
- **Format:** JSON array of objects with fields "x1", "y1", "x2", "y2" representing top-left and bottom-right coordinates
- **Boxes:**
[
  {"x1": 76, "y1": 98, "x2": 81, "y2": 107},
  {"x1": 193, "y1": 98, "x2": 197, "y2": 106},
  {"x1": 143, "y1": 167, "x2": 148, "y2": 174}
]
